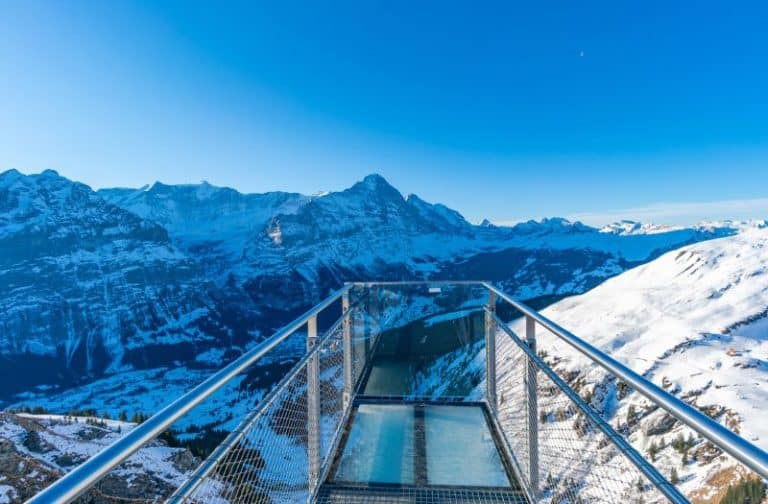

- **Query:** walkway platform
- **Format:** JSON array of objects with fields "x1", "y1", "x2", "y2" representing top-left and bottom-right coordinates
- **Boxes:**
[
  {"x1": 30, "y1": 282, "x2": 768, "y2": 504},
  {"x1": 324, "y1": 398, "x2": 521, "y2": 501},
  {"x1": 316, "y1": 484, "x2": 528, "y2": 503}
]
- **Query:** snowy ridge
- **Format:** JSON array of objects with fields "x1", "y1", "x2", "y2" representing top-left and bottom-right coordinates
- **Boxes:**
[{"x1": 508, "y1": 228, "x2": 768, "y2": 500}]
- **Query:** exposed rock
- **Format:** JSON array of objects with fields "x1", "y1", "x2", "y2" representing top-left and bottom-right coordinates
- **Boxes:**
[
  {"x1": 0, "y1": 413, "x2": 190, "y2": 503},
  {"x1": 644, "y1": 413, "x2": 677, "y2": 436},
  {"x1": 693, "y1": 441, "x2": 724, "y2": 465},
  {"x1": 0, "y1": 437, "x2": 61, "y2": 501},
  {"x1": 171, "y1": 448, "x2": 199, "y2": 473},
  {"x1": 75, "y1": 426, "x2": 109, "y2": 441},
  {"x1": 54, "y1": 453, "x2": 87, "y2": 467},
  {"x1": 23, "y1": 430, "x2": 54, "y2": 453},
  {"x1": 81, "y1": 472, "x2": 176, "y2": 503}
]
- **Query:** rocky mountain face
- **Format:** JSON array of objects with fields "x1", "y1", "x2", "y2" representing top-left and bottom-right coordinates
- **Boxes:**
[
  {"x1": 0, "y1": 169, "x2": 741, "y2": 413},
  {"x1": 0, "y1": 170, "x2": 266, "y2": 400}
]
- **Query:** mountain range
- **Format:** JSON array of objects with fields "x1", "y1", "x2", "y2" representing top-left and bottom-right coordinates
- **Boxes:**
[
  {"x1": 2, "y1": 168, "x2": 768, "y2": 502},
  {"x1": 0, "y1": 169, "x2": 746, "y2": 411}
]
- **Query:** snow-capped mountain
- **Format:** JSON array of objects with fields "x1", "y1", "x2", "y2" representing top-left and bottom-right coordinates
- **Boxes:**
[
  {"x1": 0, "y1": 169, "x2": 266, "y2": 401},
  {"x1": 98, "y1": 181, "x2": 310, "y2": 254},
  {"x1": 0, "y1": 169, "x2": 743, "y2": 421},
  {"x1": 599, "y1": 220, "x2": 680, "y2": 235},
  {"x1": 509, "y1": 227, "x2": 768, "y2": 501}
]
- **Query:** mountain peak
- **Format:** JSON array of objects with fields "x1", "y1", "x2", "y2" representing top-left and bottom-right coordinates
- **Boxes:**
[
  {"x1": 512, "y1": 217, "x2": 593, "y2": 235},
  {"x1": 148, "y1": 181, "x2": 170, "y2": 192},
  {"x1": 360, "y1": 173, "x2": 392, "y2": 188},
  {"x1": 40, "y1": 169, "x2": 60, "y2": 178},
  {"x1": 348, "y1": 173, "x2": 403, "y2": 200},
  {"x1": 0, "y1": 169, "x2": 74, "y2": 191},
  {"x1": 0, "y1": 169, "x2": 22, "y2": 186},
  {"x1": 0, "y1": 168, "x2": 21, "y2": 178}
]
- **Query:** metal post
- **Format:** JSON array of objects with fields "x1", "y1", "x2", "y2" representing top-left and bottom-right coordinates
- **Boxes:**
[
  {"x1": 525, "y1": 315, "x2": 539, "y2": 496},
  {"x1": 342, "y1": 291, "x2": 353, "y2": 409},
  {"x1": 306, "y1": 316, "x2": 321, "y2": 493},
  {"x1": 484, "y1": 289, "x2": 497, "y2": 410},
  {"x1": 364, "y1": 300, "x2": 371, "y2": 362}
]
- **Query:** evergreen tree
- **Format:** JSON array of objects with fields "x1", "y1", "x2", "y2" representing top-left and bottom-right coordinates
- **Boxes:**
[
  {"x1": 670, "y1": 467, "x2": 679, "y2": 485},
  {"x1": 648, "y1": 441, "x2": 659, "y2": 462},
  {"x1": 720, "y1": 478, "x2": 766, "y2": 504}
]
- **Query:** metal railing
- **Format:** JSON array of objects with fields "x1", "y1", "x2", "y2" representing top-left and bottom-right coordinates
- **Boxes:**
[
  {"x1": 489, "y1": 309, "x2": 682, "y2": 503},
  {"x1": 483, "y1": 283, "x2": 768, "y2": 481},
  {"x1": 28, "y1": 281, "x2": 768, "y2": 504},
  {"x1": 28, "y1": 285, "x2": 354, "y2": 504}
]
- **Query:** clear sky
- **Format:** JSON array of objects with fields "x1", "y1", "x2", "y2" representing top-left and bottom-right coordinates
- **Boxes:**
[{"x1": 2, "y1": 1, "x2": 768, "y2": 226}]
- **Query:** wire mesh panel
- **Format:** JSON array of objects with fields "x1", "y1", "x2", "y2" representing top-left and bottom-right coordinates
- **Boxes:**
[
  {"x1": 175, "y1": 314, "x2": 354, "y2": 504},
  {"x1": 526, "y1": 323, "x2": 762, "y2": 504},
  {"x1": 493, "y1": 321, "x2": 670, "y2": 503}
]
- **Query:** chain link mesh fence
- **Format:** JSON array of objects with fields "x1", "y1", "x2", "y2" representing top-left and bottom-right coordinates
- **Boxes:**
[
  {"x1": 492, "y1": 318, "x2": 670, "y2": 503},
  {"x1": 173, "y1": 308, "x2": 362, "y2": 504}
]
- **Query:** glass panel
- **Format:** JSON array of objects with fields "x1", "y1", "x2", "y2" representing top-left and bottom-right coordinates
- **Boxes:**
[
  {"x1": 425, "y1": 405, "x2": 511, "y2": 487},
  {"x1": 363, "y1": 359, "x2": 416, "y2": 396},
  {"x1": 333, "y1": 404, "x2": 415, "y2": 484},
  {"x1": 357, "y1": 282, "x2": 488, "y2": 399}
]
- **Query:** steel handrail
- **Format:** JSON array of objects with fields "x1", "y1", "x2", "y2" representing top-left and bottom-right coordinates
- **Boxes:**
[
  {"x1": 28, "y1": 285, "x2": 352, "y2": 504},
  {"x1": 167, "y1": 306, "x2": 356, "y2": 503},
  {"x1": 488, "y1": 309, "x2": 688, "y2": 504},
  {"x1": 483, "y1": 282, "x2": 768, "y2": 481},
  {"x1": 349, "y1": 280, "x2": 485, "y2": 286}
]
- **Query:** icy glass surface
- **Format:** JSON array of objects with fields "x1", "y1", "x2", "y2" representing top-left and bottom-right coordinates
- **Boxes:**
[
  {"x1": 424, "y1": 405, "x2": 511, "y2": 487},
  {"x1": 333, "y1": 404, "x2": 415, "y2": 484}
]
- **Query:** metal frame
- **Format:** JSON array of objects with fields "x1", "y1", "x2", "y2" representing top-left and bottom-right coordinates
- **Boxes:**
[
  {"x1": 29, "y1": 280, "x2": 768, "y2": 504},
  {"x1": 523, "y1": 315, "x2": 539, "y2": 497},
  {"x1": 485, "y1": 289, "x2": 498, "y2": 411},
  {"x1": 307, "y1": 315, "x2": 321, "y2": 493},
  {"x1": 29, "y1": 285, "x2": 352, "y2": 504},
  {"x1": 489, "y1": 310, "x2": 687, "y2": 504},
  {"x1": 342, "y1": 290, "x2": 353, "y2": 409}
]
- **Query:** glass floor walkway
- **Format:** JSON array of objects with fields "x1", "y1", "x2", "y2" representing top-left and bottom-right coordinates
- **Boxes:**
[
  {"x1": 314, "y1": 307, "x2": 527, "y2": 503},
  {"x1": 317, "y1": 400, "x2": 526, "y2": 503}
]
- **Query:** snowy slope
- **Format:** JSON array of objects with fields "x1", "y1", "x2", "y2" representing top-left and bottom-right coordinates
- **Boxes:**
[
  {"x1": 0, "y1": 412, "x2": 194, "y2": 502},
  {"x1": 509, "y1": 228, "x2": 768, "y2": 500}
]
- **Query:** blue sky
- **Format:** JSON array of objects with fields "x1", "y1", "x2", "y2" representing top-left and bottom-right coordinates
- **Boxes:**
[{"x1": 2, "y1": 1, "x2": 768, "y2": 225}]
